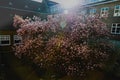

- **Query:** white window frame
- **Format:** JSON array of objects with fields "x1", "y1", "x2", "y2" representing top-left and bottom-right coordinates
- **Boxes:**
[
  {"x1": 0, "y1": 35, "x2": 10, "y2": 46},
  {"x1": 101, "y1": 7, "x2": 109, "y2": 17},
  {"x1": 111, "y1": 23, "x2": 120, "y2": 34},
  {"x1": 114, "y1": 5, "x2": 120, "y2": 16},
  {"x1": 14, "y1": 35, "x2": 22, "y2": 44}
]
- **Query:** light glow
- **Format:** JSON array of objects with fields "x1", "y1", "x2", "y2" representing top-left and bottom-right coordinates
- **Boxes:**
[
  {"x1": 61, "y1": 0, "x2": 79, "y2": 9},
  {"x1": 50, "y1": 0, "x2": 80, "y2": 9},
  {"x1": 64, "y1": 10, "x2": 68, "y2": 14}
]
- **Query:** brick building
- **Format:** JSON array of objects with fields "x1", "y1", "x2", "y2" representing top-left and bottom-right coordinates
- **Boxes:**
[
  {"x1": 0, "y1": 0, "x2": 56, "y2": 52},
  {"x1": 80, "y1": 0, "x2": 120, "y2": 39},
  {"x1": 50, "y1": 0, "x2": 120, "y2": 39}
]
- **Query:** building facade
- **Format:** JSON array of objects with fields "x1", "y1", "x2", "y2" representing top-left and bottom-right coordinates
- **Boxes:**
[
  {"x1": 50, "y1": 0, "x2": 120, "y2": 40},
  {"x1": 0, "y1": 0, "x2": 56, "y2": 53},
  {"x1": 80, "y1": 0, "x2": 120, "y2": 39},
  {"x1": 0, "y1": 1, "x2": 57, "y2": 78}
]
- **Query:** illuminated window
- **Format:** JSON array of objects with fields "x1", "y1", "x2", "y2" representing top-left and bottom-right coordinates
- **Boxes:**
[
  {"x1": 111, "y1": 23, "x2": 120, "y2": 34},
  {"x1": 0, "y1": 35, "x2": 10, "y2": 46},
  {"x1": 114, "y1": 5, "x2": 120, "y2": 16},
  {"x1": 101, "y1": 7, "x2": 109, "y2": 17},
  {"x1": 14, "y1": 35, "x2": 22, "y2": 44}
]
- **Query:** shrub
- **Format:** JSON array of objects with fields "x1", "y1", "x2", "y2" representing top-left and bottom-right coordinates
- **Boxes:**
[{"x1": 13, "y1": 14, "x2": 114, "y2": 79}]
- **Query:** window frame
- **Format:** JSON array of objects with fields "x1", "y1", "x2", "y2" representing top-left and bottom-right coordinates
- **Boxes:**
[
  {"x1": 111, "y1": 23, "x2": 120, "y2": 34},
  {"x1": 14, "y1": 35, "x2": 22, "y2": 44},
  {"x1": 114, "y1": 5, "x2": 120, "y2": 17},
  {"x1": 100, "y1": 7, "x2": 109, "y2": 17},
  {"x1": 0, "y1": 35, "x2": 11, "y2": 46}
]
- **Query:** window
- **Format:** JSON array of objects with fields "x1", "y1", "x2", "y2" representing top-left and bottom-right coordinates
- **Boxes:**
[
  {"x1": 114, "y1": 5, "x2": 120, "y2": 16},
  {"x1": 111, "y1": 23, "x2": 120, "y2": 34},
  {"x1": 50, "y1": 5, "x2": 61, "y2": 13},
  {"x1": 50, "y1": 6, "x2": 55, "y2": 13},
  {"x1": 101, "y1": 7, "x2": 109, "y2": 17},
  {"x1": 90, "y1": 8, "x2": 96, "y2": 16},
  {"x1": 14, "y1": 35, "x2": 22, "y2": 44},
  {"x1": 0, "y1": 35, "x2": 10, "y2": 46}
]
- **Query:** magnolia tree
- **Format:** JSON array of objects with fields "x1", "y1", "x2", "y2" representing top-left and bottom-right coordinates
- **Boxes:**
[{"x1": 13, "y1": 14, "x2": 114, "y2": 78}]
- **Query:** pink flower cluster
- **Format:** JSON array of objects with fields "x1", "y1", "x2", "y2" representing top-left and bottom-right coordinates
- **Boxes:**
[{"x1": 13, "y1": 14, "x2": 113, "y2": 78}]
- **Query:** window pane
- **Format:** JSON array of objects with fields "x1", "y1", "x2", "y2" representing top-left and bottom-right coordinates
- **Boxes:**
[
  {"x1": 117, "y1": 24, "x2": 120, "y2": 26},
  {"x1": 106, "y1": 8, "x2": 108, "y2": 10},
  {"x1": 15, "y1": 40, "x2": 21, "y2": 43},
  {"x1": 112, "y1": 24, "x2": 116, "y2": 26},
  {"x1": 116, "y1": 28, "x2": 120, "y2": 33},
  {"x1": 0, "y1": 35, "x2": 10, "y2": 45},
  {"x1": 115, "y1": 5, "x2": 120, "y2": 9},
  {"x1": 115, "y1": 10, "x2": 119, "y2": 13},
  {"x1": 112, "y1": 28, "x2": 115, "y2": 33},
  {"x1": 1, "y1": 41, "x2": 9, "y2": 44}
]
